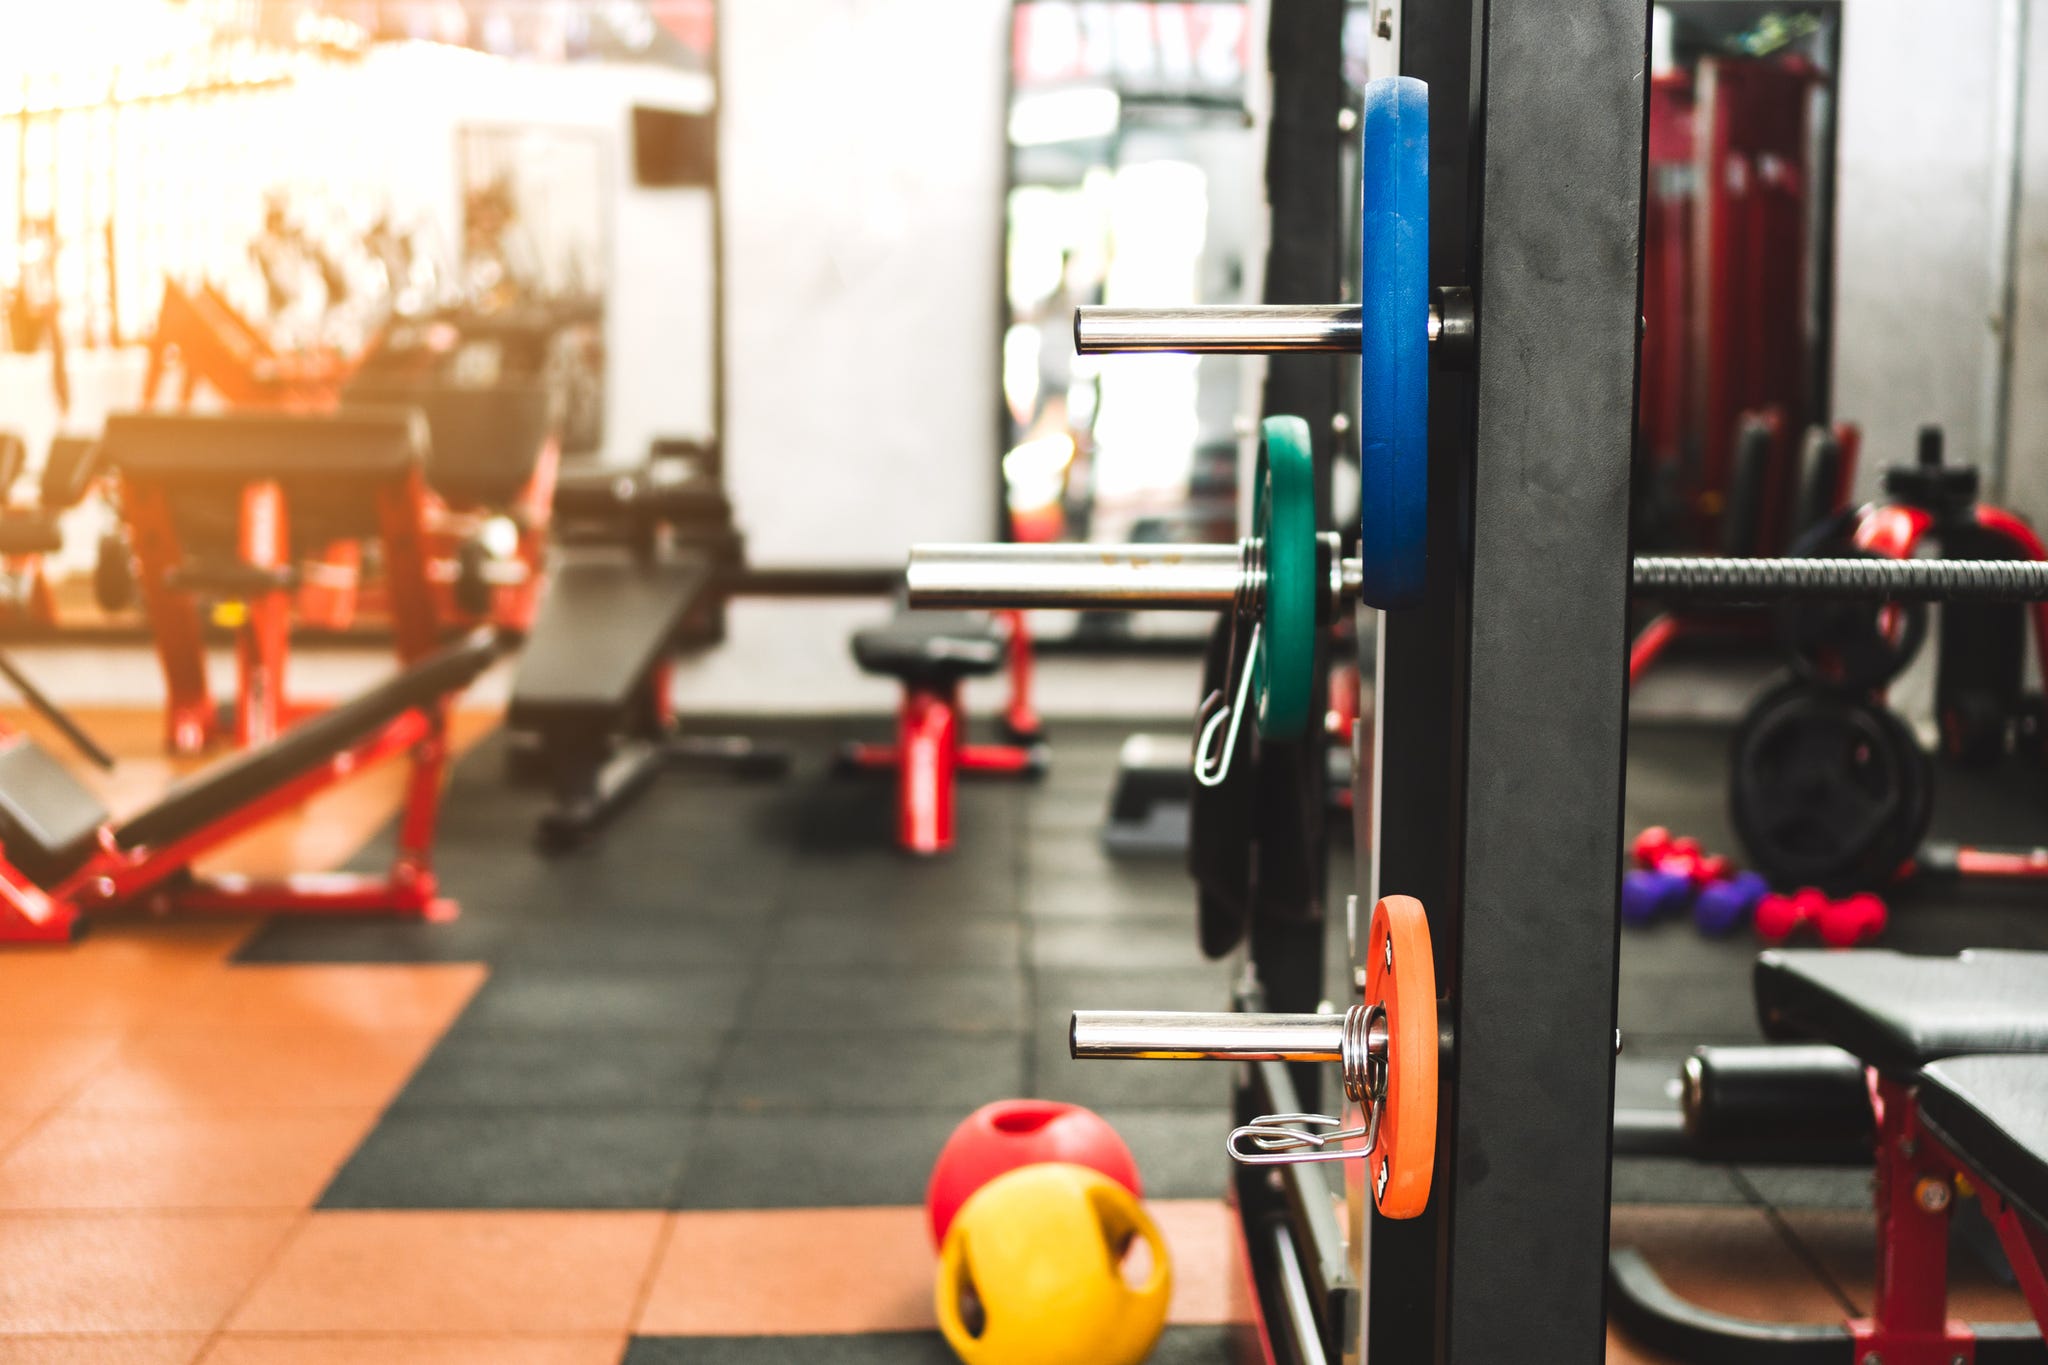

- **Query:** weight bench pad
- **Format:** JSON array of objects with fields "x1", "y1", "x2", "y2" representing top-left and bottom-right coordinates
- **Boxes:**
[
  {"x1": 1756, "y1": 949, "x2": 2048, "y2": 1077},
  {"x1": 113, "y1": 630, "x2": 503, "y2": 861},
  {"x1": 0, "y1": 739, "x2": 111, "y2": 888},
  {"x1": 103, "y1": 410, "x2": 426, "y2": 479},
  {"x1": 509, "y1": 551, "x2": 711, "y2": 723},
  {"x1": 1918, "y1": 1055, "x2": 2048, "y2": 1232},
  {"x1": 852, "y1": 614, "x2": 1006, "y2": 688}
]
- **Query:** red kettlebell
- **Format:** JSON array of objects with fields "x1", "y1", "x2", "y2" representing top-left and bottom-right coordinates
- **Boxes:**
[
  {"x1": 926, "y1": 1100, "x2": 1142, "y2": 1247},
  {"x1": 1817, "y1": 892, "x2": 1888, "y2": 948}
]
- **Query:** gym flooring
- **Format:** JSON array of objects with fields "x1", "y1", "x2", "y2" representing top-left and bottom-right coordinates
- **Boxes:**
[{"x1": 0, "y1": 674, "x2": 2040, "y2": 1362}]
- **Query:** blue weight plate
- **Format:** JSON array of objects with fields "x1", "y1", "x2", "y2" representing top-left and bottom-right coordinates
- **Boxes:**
[{"x1": 1357, "y1": 76, "x2": 1429, "y2": 610}]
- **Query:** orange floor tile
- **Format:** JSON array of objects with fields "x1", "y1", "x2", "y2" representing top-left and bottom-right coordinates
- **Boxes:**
[
  {"x1": 228, "y1": 1212, "x2": 666, "y2": 1335},
  {"x1": 0, "y1": 1335, "x2": 209, "y2": 1365},
  {"x1": 197, "y1": 1337, "x2": 627, "y2": 1365},
  {"x1": 639, "y1": 1207, "x2": 937, "y2": 1337},
  {"x1": 0, "y1": 1109, "x2": 381, "y2": 1211},
  {"x1": 0, "y1": 1212, "x2": 300, "y2": 1333},
  {"x1": 61, "y1": 1025, "x2": 460, "y2": 1114}
]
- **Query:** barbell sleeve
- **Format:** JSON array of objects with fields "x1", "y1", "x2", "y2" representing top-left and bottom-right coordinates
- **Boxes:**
[
  {"x1": 1073, "y1": 290, "x2": 1471, "y2": 359},
  {"x1": 905, "y1": 543, "x2": 1244, "y2": 610},
  {"x1": 1075, "y1": 305, "x2": 1362, "y2": 355},
  {"x1": 1070, "y1": 1010, "x2": 1347, "y2": 1063}
]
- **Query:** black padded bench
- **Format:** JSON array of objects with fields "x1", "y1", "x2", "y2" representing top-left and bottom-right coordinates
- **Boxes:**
[
  {"x1": 845, "y1": 612, "x2": 1043, "y2": 855},
  {"x1": 507, "y1": 547, "x2": 783, "y2": 851},
  {"x1": 342, "y1": 383, "x2": 553, "y2": 511},
  {"x1": 1611, "y1": 947, "x2": 2048, "y2": 1364}
]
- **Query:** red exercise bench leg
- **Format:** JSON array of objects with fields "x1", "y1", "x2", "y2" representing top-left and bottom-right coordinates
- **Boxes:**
[{"x1": 898, "y1": 682, "x2": 958, "y2": 856}]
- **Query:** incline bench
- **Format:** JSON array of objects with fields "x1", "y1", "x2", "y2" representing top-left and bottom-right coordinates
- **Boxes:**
[
  {"x1": 506, "y1": 449, "x2": 784, "y2": 852},
  {"x1": 102, "y1": 409, "x2": 443, "y2": 754},
  {"x1": 1611, "y1": 948, "x2": 2048, "y2": 1363},
  {"x1": 0, "y1": 629, "x2": 505, "y2": 943}
]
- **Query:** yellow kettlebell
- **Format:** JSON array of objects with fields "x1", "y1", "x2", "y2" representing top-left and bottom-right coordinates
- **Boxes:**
[{"x1": 935, "y1": 1162, "x2": 1172, "y2": 1365}]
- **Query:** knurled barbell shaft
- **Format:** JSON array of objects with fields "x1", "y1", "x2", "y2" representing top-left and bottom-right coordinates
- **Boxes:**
[
  {"x1": 1071, "y1": 1010, "x2": 1348, "y2": 1062},
  {"x1": 1634, "y1": 556, "x2": 2048, "y2": 603}
]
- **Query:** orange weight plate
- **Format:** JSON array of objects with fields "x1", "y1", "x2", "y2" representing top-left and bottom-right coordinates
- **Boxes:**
[{"x1": 1365, "y1": 894, "x2": 1437, "y2": 1218}]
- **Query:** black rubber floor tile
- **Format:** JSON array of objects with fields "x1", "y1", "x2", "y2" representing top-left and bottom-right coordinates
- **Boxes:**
[
  {"x1": 742, "y1": 967, "x2": 1027, "y2": 1035},
  {"x1": 770, "y1": 910, "x2": 1022, "y2": 969},
  {"x1": 498, "y1": 914, "x2": 777, "y2": 968},
  {"x1": 457, "y1": 965, "x2": 753, "y2": 1034},
  {"x1": 233, "y1": 914, "x2": 510, "y2": 964},
  {"x1": 390, "y1": 1031, "x2": 724, "y2": 1111},
  {"x1": 1609, "y1": 1156, "x2": 1750, "y2": 1207},
  {"x1": 1031, "y1": 1028, "x2": 1231, "y2": 1112},
  {"x1": 1035, "y1": 967, "x2": 1237, "y2": 1017},
  {"x1": 623, "y1": 1327, "x2": 1249, "y2": 1365},
  {"x1": 1737, "y1": 1164, "x2": 1874, "y2": 1212},
  {"x1": 1024, "y1": 869, "x2": 1196, "y2": 921},
  {"x1": 320, "y1": 1110, "x2": 693, "y2": 1209},
  {"x1": 711, "y1": 1033, "x2": 1026, "y2": 1112},
  {"x1": 1092, "y1": 1108, "x2": 1232, "y2": 1199},
  {"x1": 624, "y1": 1333, "x2": 958, "y2": 1364},
  {"x1": 1030, "y1": 919, "x2": 1219, "y2": 971},
  {"x1": 781, "y1": 857, "x2": 1021, "y2": 918},
  {"x1": 671, "y1": 1110, "x2": 964, "y2": 1208}
]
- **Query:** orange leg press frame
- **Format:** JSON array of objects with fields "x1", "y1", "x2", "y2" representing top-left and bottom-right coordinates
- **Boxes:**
[{"x1": 1068, "y1": 894, "x2": 1439, "y2": 1219}]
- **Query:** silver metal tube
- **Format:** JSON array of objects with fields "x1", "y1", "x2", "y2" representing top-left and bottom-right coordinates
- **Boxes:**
[
  {"x1": 906, "y1": 543, "x2": 1244, "y2": 611},
  {"x1": 1071, "y1": 1010, "x2": 1347, "y2": 1062},
  {"x1": 1075, "y1": 305, "x2": 1362, "y2": 355}
]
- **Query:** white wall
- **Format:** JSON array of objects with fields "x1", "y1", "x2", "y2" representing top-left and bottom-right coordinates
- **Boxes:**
[
  {"x1": 721, "y1": 0, "x2": 1010, "y2": 566},
  {"x1": 1832, "y1": 0, "x2": 2008, "y2": 495}
]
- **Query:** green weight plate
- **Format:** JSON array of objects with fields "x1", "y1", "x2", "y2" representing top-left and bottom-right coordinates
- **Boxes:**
[{"x1": 1253, "y1": 415, "x2": 1316, "y2": 738}]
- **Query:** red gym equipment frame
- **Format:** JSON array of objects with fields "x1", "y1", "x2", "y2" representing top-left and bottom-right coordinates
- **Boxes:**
[{"x1": 843, "y1": 611, "x2": 1043, "y2": 856}]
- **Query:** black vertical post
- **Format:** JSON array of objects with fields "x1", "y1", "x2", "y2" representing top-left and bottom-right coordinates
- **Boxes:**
[
  {"x1": 1367, "y1": 1, "x2": 1650, "y2": 1361},
  {"x1": 1249, "y1": 0, "x2": 1345, "y2": 1043}
]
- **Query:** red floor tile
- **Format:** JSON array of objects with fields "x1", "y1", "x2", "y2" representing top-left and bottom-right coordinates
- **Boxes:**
[
  {"x1": 229, "y1": 1212, "x2": 664, "y2": 1335},
  {"x1": 0, "y1": 1212, "x2": 299, "y2": 1333}
]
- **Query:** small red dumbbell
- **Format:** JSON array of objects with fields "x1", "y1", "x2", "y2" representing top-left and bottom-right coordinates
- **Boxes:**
[
  {"x1": 1755, "y1": 888, "x2": 1888, "y2": 947},
  {"x1": 1631, "y1": 826, "x2": 1730, "y2": 884}
]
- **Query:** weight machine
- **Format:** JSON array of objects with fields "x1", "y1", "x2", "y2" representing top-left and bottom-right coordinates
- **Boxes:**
[{"x1": 915, "y1": 3, "x2": 2048, "y2": 1360}]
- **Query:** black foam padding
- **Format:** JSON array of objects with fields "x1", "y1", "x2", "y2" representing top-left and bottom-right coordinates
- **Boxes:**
[
  {"x1": 342, "y1": 383, "x2": 552, "y2": 509},
  {"x1": 116, "y1": 630, "x2": 502, "y2": 856},
  {"x1": 851, "y1": 613, "x2": 1005, "y2": 686},
  {"x1": 1755, "y1": 948, "x2": 2048, "y2": 1076},
  {"x1": 1919, "y1": 1054, "x2": 2048, "y2": 1230},
  {"x1": 1682, "y1": 1044, "x2": 1873, "y2": 1162},
  {"x1": 102, "y1": 409, "x2": 425, "y2": 479},
  {"x1": 509, "y1": 551, "x2": 710, "y2": 721},
  {"x1": 0, "y1": 735, "x2": 110, "y2": 886},
  {"x1": 41, "y1": 436, "x2": 101, "y2": 509}
]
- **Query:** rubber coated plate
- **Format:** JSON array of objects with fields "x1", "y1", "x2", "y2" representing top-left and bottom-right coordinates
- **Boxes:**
[
  {"x1": 1357, "y1": 77, "x2": 1429, "y2": 610},
  {"x1": 1254, "y1": 415, "x2": 1316, "y2": 738},
  {"x1": 1366, "y1": 894, "x2": 1436, "y2": 1220},
  {"x1": 1728, "y1": 678, "x2": 1926, "y2": 893}
]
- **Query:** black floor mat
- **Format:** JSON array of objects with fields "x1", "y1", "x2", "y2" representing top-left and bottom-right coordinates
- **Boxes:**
[{"x1": 228, "y1": 716, "x2": 2048, "y2": 1213}]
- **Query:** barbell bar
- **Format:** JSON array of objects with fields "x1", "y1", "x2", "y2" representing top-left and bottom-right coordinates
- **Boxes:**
[{"x1": 908, "y1": 543, "x2": 2048, "y2": 610}]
